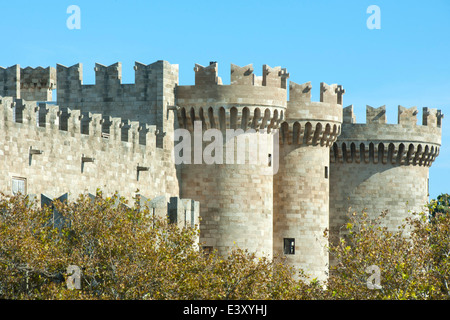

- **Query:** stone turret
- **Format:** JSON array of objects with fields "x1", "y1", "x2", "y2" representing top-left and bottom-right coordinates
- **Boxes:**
[
  {"x1": 329, "y1": 104, "x2": 443, "y2": 251},
  {"x1": 274, "y1": 81, "x2": 344, "y2": 281},
  {"x1": 175, "y1": 62, "x2": 288, "y2": 258}
]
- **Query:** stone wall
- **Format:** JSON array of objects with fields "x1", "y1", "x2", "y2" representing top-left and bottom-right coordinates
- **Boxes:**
[
  {"x1": 0, "y1": 65, "x2": 56, "y2": 101},
  {"x1": 0, "y1": 96, "x2": 179, "y2": 202},
  {"x1": 329, "y1": 105, "x2": 443, "y2": 248},
  {"x1": 56, "y1": 60, "x2": 179, "y2": 148},
  {"x1": 0, "y1": 59, "x2": 444, "y2": 282}
]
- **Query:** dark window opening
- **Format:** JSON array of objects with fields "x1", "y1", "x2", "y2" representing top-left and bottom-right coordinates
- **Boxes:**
[
  {"x1": 268, "y1": 154, "x2": 272, "y2": 167},
  {"x1": 202, "y1": 246, "x2": 214, "y2": 256},
  {"x1": 325, "y1": 166, "x2": 329, "y2": 179},
  {"x1": 283, "y1": 238, "x2": 295, "y2": 255}
]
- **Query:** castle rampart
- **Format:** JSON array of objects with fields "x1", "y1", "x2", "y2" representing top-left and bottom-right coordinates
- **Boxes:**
[
  {"x1": 0, "y1": 59, "x2": 443, "y2": 281},
  {"x1": 56, "y1": 60, "x2": 179, "y2": 148},
  {"x1": 0, "y1": 65, "x2": 56, "y2": 101},
  {"x1": 329, "y1": 105, "x2": 443, "y2": 248},
  {"x1": 0, "y1": 95, "x2": 179, "y2": 202}
]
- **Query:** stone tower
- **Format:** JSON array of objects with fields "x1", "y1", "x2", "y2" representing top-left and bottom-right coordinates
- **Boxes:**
[
  {"x1": 175, "y1": 62, "x2": 288, "y2": 257},
  {"x1": 329, "y1": 105, "x2": 443, "y2": 245},
  {"x1": 0, "y1": 59, "x2": 444, "y2": 281},
  {"x1": 273, "y1": 81, "x2": 344, "y2": 281}
]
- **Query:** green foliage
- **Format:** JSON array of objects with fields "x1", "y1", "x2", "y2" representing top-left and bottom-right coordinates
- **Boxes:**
[
  {"x1": 1, "y1": 191, "x2": 450, "y2": 300},
  {"x1": 327, "y1": 193, "x2": 450, "y2": 300},
  {"x1": 428, "y1": 193, "x2": 450, "y2": 218},
  {"x1": 0, "y1": 192, "x2": 318, "y2": 300}
]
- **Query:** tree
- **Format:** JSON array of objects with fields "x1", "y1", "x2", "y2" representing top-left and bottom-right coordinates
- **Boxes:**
[
  {"x1": 0, "y1": 191, "x2": 320, "y2": 300},
  {"x1": 3, "y1": 190, "x2": 450, "y2": 300},
  {"x1": 429, "y1": 193, "x2": 450, "y2": 217},
  {"x1": 326, "y1": 193, "x2": 450, "y2": 299},
  {"x1": 326, "y1": 211, "x2": 432, "y2": 299}
]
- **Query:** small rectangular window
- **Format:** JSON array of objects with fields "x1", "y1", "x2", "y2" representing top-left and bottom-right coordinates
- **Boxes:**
[
  {"x1": 268, "y1": 154, "x2": 272, "y2": 167},
  {"x1": 202, "y1": 246, "x2": 214, "y2": 255},
  {"x1": 325, "y1": 166, "x2": 329, "y2": 179},
  {"x1": 283, "y1": 238, "x2": 295, "y2": 255},
  {"x1": 12, "y1": 177, "x2": 26, "y2": 195}
]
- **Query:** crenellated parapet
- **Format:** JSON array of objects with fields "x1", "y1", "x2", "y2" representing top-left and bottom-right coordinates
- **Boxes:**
[
  {"x1": 0, "y1": 65, "x2": 56, "y2": 101},
  {"x1": 56, "y1": 60, "x2": 179, "y2": 149},
  {"x1": 331, "y1": 105, "x2": 443, "y2": 166},
  {"x1": 176, "y1": 62, "x2": 288, "y2": 132},
  {"x1": 279, "y1": 81, "x2": 344, "y2": 147},
  {"x1": 20, "y1": 66, "x2": 56, "y2": 101},
  {"x1": 56, "y1": 60, "x2": 179, "y2": 105},
  {"x1": 286, "y1": 81, "x2": 344, "y2": 122},
  {"x1": 0, "y1": 96, "x2": 159, "y2": 155}
]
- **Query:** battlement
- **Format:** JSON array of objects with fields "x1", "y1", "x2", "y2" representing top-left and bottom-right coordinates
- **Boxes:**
[
  {"x1": 56, "y1": 60, "x2": 179, "y2": 106},
  {"x1": 285, "y1": 81, "x2": 344, "y2": 124},
  {"x1": 279, "y1": 82, "x2": 345, "y2": 146},
  {"x1": 95, "y1": 62, "x2": 122, "y2": 84},
  {"x1": 193, "y1": 62, "x2": 289, "y2": 88},
  {"x1": 194, "y1": 62, "x2": 222, "y2": 85},
  {"x1": 0, "y1": 65, "x2": 56, "y2": 101},
  {"x1": 177, "y1": 62, "x2": 289, "y2": 132},
  {"x1": 56, "y1": 60, "x2": 179, "y2": 149},
  {"x1": 0, "y1": 96, "x2": 158, "y2": 153},
  {"x1": 341, "y1": 105, "x2": 443, "y2": 129},
  {"x1": 331, "y1": 105, "x2": 443, "y2": 166},
  {"x1": 230, "y1": 63, "x2": 255, "y2": 86},
  {"x1": 288, "y1": 81, "x2": 345, "y2": 106}
]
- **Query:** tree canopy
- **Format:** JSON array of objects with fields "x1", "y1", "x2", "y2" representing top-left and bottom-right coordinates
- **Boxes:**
[{"x1": 1, "y1": 191, "x2": 449, "y2": 300}]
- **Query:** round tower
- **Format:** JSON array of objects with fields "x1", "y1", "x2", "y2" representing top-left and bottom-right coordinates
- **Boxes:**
[
  {"x1": 175, "y1": 62, "x2": 288, "y2": 257},
  {"x1": 329, "y1": 105, "x2": 443, "y2": 246},
  {"x1": 273, "y1": 81, "x2": 344, "y2": 281}
]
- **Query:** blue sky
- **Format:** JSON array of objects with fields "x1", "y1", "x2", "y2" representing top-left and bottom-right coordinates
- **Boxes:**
[{"x1": 1, "y1": 0, "x2": 449, "y2": 198}]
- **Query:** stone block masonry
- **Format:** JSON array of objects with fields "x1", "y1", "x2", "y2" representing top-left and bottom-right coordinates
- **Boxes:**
[
  {"x1": 0, "y1": 96, "x2": 179, "y2": 202},
  {"x1": 0, "y1": 59, "x2": 444, "y2": 281}
]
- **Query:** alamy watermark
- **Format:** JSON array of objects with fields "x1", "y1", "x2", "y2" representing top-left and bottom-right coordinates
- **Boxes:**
[
  {"x1": 366, "y1": 265, "x2": 382, "y2": 290},
  {"x1": 366, "y1": 5, "x2": 381, "y2": 30},
  {"x1": 66, "y1": 265, "x2": 81, "y2": 289},
  {"x1": 173, "y1": 121, "x2": 279, "y2": 175},
  {"x1": 67, "y1": 5, "x2": 81, "y2": 30}
]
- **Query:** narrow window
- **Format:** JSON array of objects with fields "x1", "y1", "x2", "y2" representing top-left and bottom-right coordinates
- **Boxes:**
[
  {"x1": 12, "y1": 177, "x2": 26, "y2": 195},
  {"x1": 12, "y1": 105, "x2": 16, "y2": 122},
  {"x1": 283, "y1": 238, "x2": 295, "y2": 255},
  {"x1": 268, "y1": 154, "x2": 272, "y2": 167},
  {"x1": 36, "y1": 108, "x2": 40, "y2": 127},
  {"x1": 325, "y1": 166, "x2": 329, "y2": 179}
]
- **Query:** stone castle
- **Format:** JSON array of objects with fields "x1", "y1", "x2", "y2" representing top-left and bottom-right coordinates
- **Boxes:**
[{"x1": 0, "y1": 60, "x2": 443, "y2": 280}]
